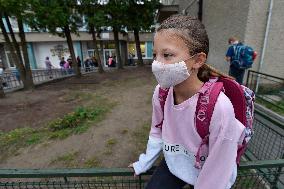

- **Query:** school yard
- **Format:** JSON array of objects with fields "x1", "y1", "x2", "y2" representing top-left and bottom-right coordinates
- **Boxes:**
[{"x1": 0, "y1": 67, "x2": 156, "y2": 169}]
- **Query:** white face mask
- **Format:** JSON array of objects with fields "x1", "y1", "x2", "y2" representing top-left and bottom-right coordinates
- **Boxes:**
[{"x1": 152, "y1": 57, "x2": 193, "y2": 89}]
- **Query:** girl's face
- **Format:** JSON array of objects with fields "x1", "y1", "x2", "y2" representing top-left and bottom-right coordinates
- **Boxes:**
[{"x1": 153, "y1": 30, "x2": 194, "y2": 68}]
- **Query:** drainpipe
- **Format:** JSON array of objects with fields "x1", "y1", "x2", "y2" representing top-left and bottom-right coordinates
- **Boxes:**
[
  {"x1": 255, "y1": 0, "x2": 273, "y2": 93},
  {"x1": 198, "y1": 0, "x2": 203, "y2": 21},
  {"x1": 182, "y1": 0, "x2": 198, "y2": 15}
]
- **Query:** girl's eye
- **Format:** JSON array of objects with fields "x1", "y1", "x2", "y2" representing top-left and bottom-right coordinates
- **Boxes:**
[{"x1": 164, "y1": 53, "x2": 173, "y2": 58}]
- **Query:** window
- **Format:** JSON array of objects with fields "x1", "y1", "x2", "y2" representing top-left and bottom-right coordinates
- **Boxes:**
[
  {"x1": 128, "y1": 43, "x2": 136, "y2": 57},
  {"x1": 5, "y1": 51, "x2": 24, "y2": 68},
  {"x1": 128, "y1": 42, "x2": 146, "y2": 58},
  {"x1": 87, "y1": 49, "x2": 101, "y2": 58}
]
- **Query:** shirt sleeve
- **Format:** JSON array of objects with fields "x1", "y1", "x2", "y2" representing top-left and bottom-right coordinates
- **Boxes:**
[
  {"x1": 133, "y1": 136, "x2": 163, "y2": 175},
  {"x1": 149, "y1": 85, "x2": 163, "y2": 139},
  {"x1": 226, "y1": 46, "x2": 234, "y2": 58},
  {"x1": 133, "y1": 85, "x2": 163, "y2": 175},
  {"x1": 195, "y1": 92, "x2": 245, "y2": 189}
]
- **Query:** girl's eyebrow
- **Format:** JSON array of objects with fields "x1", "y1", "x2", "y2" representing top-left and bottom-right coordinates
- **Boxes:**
[
  {"x1": 153, "y1": 48, "x2": 173, "y2": 52},
  {"x1": 162, "y1": 48, "x2": 171, "y2": 51}
]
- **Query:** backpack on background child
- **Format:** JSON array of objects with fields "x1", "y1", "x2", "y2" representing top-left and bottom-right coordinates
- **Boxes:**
[
  {"x1": 155, "y1": 77, "x2": 255, "y2": 166},
  {"x1": 231, "y1": 43, "x2": 257, "y2": 69}
]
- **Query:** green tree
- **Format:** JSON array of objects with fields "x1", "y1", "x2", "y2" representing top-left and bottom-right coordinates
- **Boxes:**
[
  {"x1": 126, "y1": 0, "x2": 160, "y2": 66},
  {"x1": 0, "y1": 0, "x2": 35, "y2": 90},
  {"x1": 105, "y1": 0, "x2": 128, "y2": 69},
  {"x1": 79, "y1": 0, "x2": 105, "y2": 73},
  {"x1": 29, "y1": 0, "x2": 82, "y2": 77}
]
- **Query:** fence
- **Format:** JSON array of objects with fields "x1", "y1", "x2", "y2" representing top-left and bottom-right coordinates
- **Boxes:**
[
  {"x1": 246, "y1": 70, "x2": 284, "y2": 113},
  {"x1": 0, "y1": 159, "x2": 283, "y2": 189},
  {"x1": 244, "y1": 109, "x2": 284, "y2": 188},
  {"x1": 246, "y1": 110, "x2": 284, "y2": 161},
  {"x1": 1, "y1": 67, "x2": 98, "y2": 92}
]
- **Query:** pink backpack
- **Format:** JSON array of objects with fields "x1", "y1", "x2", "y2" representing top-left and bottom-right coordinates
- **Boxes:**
[{"x1": 155, "y1": 77, "x2": 255, "y2": 168}]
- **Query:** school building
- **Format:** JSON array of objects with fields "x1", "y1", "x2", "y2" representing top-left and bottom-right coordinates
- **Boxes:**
[
  {"x1": 1, "y1": 0, "x2": 283, "y2": 79},
  {"x1": 0, "y1": 20, "x2": 154, "y2": 69},
  {"x1": 158, "y1": 0, "x2": 284, "y2": 78}
]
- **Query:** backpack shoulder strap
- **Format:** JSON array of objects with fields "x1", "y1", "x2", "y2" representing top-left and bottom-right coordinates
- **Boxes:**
[
  {"x1": 218, "y1": 77, "x2": 247, "y2": 126},
  {"x1": 194, "y1": 80, "x2": 223, "y2": 169},
  {"x1": 195, "y1": 81, "x2": 223, "y2": 139},
  {"x1": 155, "y1": 87, "x2": 169, "y2": 128},
  {"x1": 234, "y1": 45, "x2": 242, "y2": 59}
]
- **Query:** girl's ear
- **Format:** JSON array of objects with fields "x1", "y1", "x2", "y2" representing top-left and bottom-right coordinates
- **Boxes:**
[{"x1": 192, "y1": 52, "x2": 207, "y2": 69}]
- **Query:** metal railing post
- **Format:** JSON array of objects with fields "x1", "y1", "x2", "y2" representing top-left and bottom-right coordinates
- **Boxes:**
[
  {"x1": 271, "y1": 153, "x2": 284, "y2": 189},
  {"x1": 139, "y1": 175, "x2": 142, "y2": 189}
]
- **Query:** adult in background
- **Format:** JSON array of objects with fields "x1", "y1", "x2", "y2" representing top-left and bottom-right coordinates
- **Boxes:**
[{"x1": 45, "y1": 56, "x2": 53, "y2": 79}]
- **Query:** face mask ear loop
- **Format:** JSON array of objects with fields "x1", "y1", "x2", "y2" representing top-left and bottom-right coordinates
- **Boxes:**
[
  {"x1": 183, "y1": 54, "x2": 197, "y2": 63},
  {"x1": 182, "y1": 54, "x2": 197, "y2": 74}
]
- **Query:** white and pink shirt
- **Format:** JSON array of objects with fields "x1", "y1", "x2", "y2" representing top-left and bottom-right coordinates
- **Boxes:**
[{"x1": 133, "y1": 85, "x2": 245, "y2": 189}]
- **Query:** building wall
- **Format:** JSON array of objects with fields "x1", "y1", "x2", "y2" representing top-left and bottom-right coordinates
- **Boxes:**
[
  {"x1": 257, "y1": 0, "x2": 284, "y2": 78},
  {"x1": 27, "y1": 43, "x2": 37, "y2": 69},
  {"x1": 177, "y1": 0, "x2": 199, "y2": 17},
  {"x1": 244, "y1": 0, "x2": 270, "y2": 76},
  {"x1": 32, "y1": 42, "x2": 79, "y2": 69},
  {"x1": 203, "y1": 0, "x2": 250, "y2": 73}
]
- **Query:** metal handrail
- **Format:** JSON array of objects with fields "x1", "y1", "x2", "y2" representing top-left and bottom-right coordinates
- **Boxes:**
[
  {"x1": 247, "y1": 70, "x2": 284, "y2": 82},
  {"x1": 0, "y1": 159, "x2": 283, "y2": 178},
  {"x1": 0, "y1": 159, "x2": 283, "y2": 188},
  {"x1": 246, "y1": 70, "x2": 284, "y2": 113}
]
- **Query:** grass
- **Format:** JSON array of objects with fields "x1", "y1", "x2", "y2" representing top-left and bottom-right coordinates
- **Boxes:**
[
  {"x1": 51, "y1": 152, "x2": 101, "y2": 168},
  {"x1": 103, "y1": 138, "x2": 118, "y2": 155},
  {"x1": 132, "y1": 122, "x2": 150, "y2": 153},
  {"x1": 106, "y1": 138, "x2": 117, "y2": 147},
  {"x1": 0, "y1": 94, "x2": 116, "y2": 161},
  {"x1": 256, "y1": 97, "x2": 284, "y2": 116},
  {"x1": 84, "y1": 156, "x2": 101, "y2": 168},
  {"x1": 50, "y1": 151, "x2": 79, "y2": 168},
  {"x1": 120, "y1": 128, "x2": 128, "y2": 134}
]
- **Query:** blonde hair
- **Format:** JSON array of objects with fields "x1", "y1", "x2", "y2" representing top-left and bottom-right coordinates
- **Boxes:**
[
  {"x1": 228, "y1": 36, "x2": 238, "y2": 44},
  {"x1": 158, "y1": 15, "x2": 233, "y2": 82}
]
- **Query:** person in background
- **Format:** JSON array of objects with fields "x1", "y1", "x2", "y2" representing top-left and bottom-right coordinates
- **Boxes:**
[
  {"x1": 45, "y1": 56, "x2": 53, "y2": 79},
  {"x1": 77, "y1": 56, "x2": 82, "y2": 70},
  {"x1": 59, "y1": 57, "x2": 66, "y2": 69},
  {"x1": 225, "y1": 37, "x2": 257, "y2": 84},
  {"x1": 128, "y1": 52, "x2": 135, "y2": 66},
  {"x1": 84, "y1": 57, "x2": 91, "y2": 72},
  {"x1": 108, "y1": 56, "x2": 113, "y2": 67},
  {"x1": 67, "y1": 56, "x2": 72, "y2": 68}
]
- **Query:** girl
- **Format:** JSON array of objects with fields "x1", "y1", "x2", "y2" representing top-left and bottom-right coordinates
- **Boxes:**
[{"x1": 129, "y1": 15, "x2": 245, "y2": 189}]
